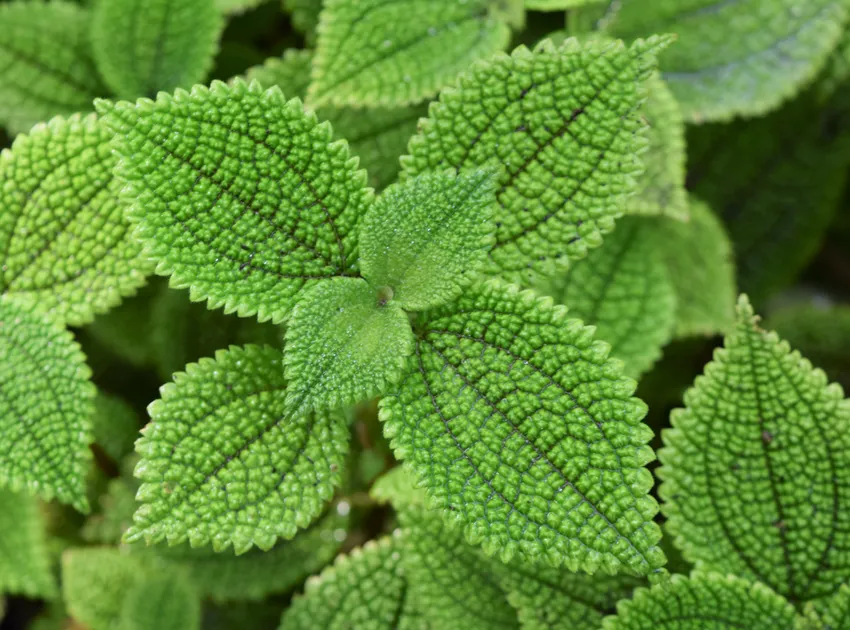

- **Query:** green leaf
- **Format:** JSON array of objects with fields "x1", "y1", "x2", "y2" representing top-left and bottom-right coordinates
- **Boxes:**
[
  {"x1": 607, "y1": 0, "x2": 849, "y2": 122},
  {"x1": 97, "y1": 79, "x2": 371, "y2": 324},
  {"x1": 381, "y1": 279, "x2": 664, "y2": 574},
  {"x1": 0, "y1": 114, "x2": 151, "y2": 326},
  {"x1": 91, "y1": 0, "x2": 223, "y2": 100},
  {"x1": 648, "y1": 198, "x2": 736, "y2": 338},
  {"x1": 283, "y1": 0, "x2": 323, "y2": 44},
  {"x1": 360, "y1": 170, "x2": 497, "y2": 310},
  {"x1": 284, "y1": 277, "x2": 414, "y2": 414},
  {"x1": 536, "y1": 216, "x2": 676, "y2": 378},
  {"x1": 659, "y1": 295, "x2": 850, "y2": 602},
  {"x1": 402, "y1": 36, "x2": 668, "y2": 283},
  {"x1": 244, "y1": 49, "x2": 427, "y2": 191},
  {"x1": 308, "y1": 0, "x2": 512, "y2": 107},
  {"x1": 91, "y1": 392, "x2": 139, "y2": 464},
  {"x1": 0, "y1": 296, "x2": 94, "y2": 511},
  {"x1": 602, "y1": 573, "x2": 797, "y2": 629},
  {"x1": 119, "y1": 573, "x2": 200, "y2": 630},
  {"x1": 526, "y1": 0, "x2": 603, "y2": 9},
  {"x1": 0, "y1": 488, "x2": 57, "y2": 598},
  {"x1": 627, "y1": 74, "x2": 688, "y2": 221},
  {"x1": 280, "y1": 533, "x2": 422, "y2": 630},
  {"x1": 370, "y1": 465, "x2": 427, "y2": 511},
  {"x1": 126, "y1": 345, "x2": 348, "y2": 552},
  {"x1": 0, "y1": 1, "x2": 108, "y2": 135},
  {"x1": 802, "y1": 584, "x2": 850, "y2": 630},
  {"x1": 82, "y1": 475, "x2": 138, "y2": 545},
  {"x1": 216, "y1": 0, "x2": 267, "y2": 13}
]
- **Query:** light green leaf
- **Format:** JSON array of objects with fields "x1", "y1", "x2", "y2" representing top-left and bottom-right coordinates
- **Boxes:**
[
  {"x1": 0, "y1": 296, "x2": 94, "y2": 511},
  {"x1": 97, "y1": 79, "x2": 371, "y2": 324},
  {"x1": 284, "y1": 277, "x2": 414, "y2": 414},
  {"x1": 280, "y1": 533, "x2": 424, "y2": 630},
  {"x1": 119, "y1": 573, "x2": 200, "y2": 630},
  {"x1": 283, "y1": 0, "x2": 323, "y2": 44},
  {"x1": 0, "y1": 1, "x2": 108, "y2": 135},
  {"x1": 216, "y1": 0, "x2": 266, "y2": 13},
  {"x1": 403, "y1": 36, "x2": 668, "y2": 283},
  {"x1": 244, "y1": 49, "x2": 427, "y2": 190},
  {"x1": 648, "y1": 198, "x2": 736, "y2": 338},
  {"x1": 82, "y1": 475, "x2": 138, "y2": 545},
  {"x1": 91, "y1": 0, "x2": 223, "y2": 99},
  {"x1": 126, "y1": 345, "x2": 349, "y2": 553},
  {"x1": 627, "y1": 74, "x2": 688, "y2": 221},
  {"x1": 308, "y1": 0, "x2": 512, "y2": 107},
  {"x1": 602, "y1": 573, "x2": 797, "y2": 629},
  {"x1": 659, "y1": 296, "x2": 850, "y2": 602},
  {"x1": 370, "y1": 465, "x2": 427, "y2": 510},
  {"x1": 360, "y1": 170, "x2": 497, "y2": 310},
  {"x1": 381, "y1": 279, "x2": 664, "y2": 574},
  {"x1": 91, "y1": 392, "x2": 139, "y2": 464},
  {"x1": 0, "y1": 488, "x2": 57, "y2": 598},
  {"x1": 0, "y1": 114, "x2": 151, "y2": 326},
  {"x1": 536, "y1": 217, "x2": 676, "y2": 378},
  {"x1": 526, "y1": 0, "x2": 603, "y2": 9},
  {"x1": 801, "y1": 584, "x2": 850, "y2": 630},
  {"x1": 607, "y1": 0, "x2": 850, "y2": 122}
]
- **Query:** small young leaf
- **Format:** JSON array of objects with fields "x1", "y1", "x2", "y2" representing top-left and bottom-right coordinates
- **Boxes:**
[
  {"x1": 97, "y1": 79, "x2": 371, "y2": 324},
  {"x1": 91, "y1": 392, "x2": 140, "y2": 464},
  {"x1": 308, "y1": 0, "x2": 512, "y2": 107},
  {"x1": 91, "y1": 0, "x2": 223, "y2": 99},
  {"x1": 82, "y1": 475, "x2": 138, "y2": 545},
  {"x1": 536, "y1": 217, "x2": 676, "y2": 378},
  {"x1": 360, "y1": 170, "x2": 497, "y2": 310},
  {"x1": 0, "y1": 297, "x2": 94, "y2": 511},
  {"x1": 216, "y1": 0, "x2": 266, "y2": 13},
  {"x1": 526, "y1": 0, "x2": 603, "y2": 8},
  {"x1": 801, "y1": 584, "x2": 850, "y2": 630},
  {"x1": 281, "y1": 533, "x2": 419, "y2": 630},
  {"x1": 119, "y1": 573, "x2": 200, "y2": 630},
  {"x1": 602, "y1": 573, "x2": 797, "y2": 629},
  {"x1": 0, "y1": 488, "x2": 57, "y2": 598},
  {"x1": 403, "y1": 36, "x2": 668, "y2": 282},
  {"x1": 381, "y1": 279, "x2": 664, "y2": 574},
  {"x1": 0, "y1": 114, "x2": 151, "y2": 326},
  {"x1": 126, "y1": 345, "x2": 348, "y2": 553},
  {"x1": 284, "y1": 278, "x2": 414, "y2": 414},
  {"x1": 0, "y1": 1, "x2": 108, "y2": 135},
  {"x1": 283, "y1": 0, "x2": 323, "y2": 44},
  {"x1": 659, "y1": 296, "x2": 850, "y2": 602},
  {"x1": 607, "y1": 0, "x2": 850, "y2": 122}
]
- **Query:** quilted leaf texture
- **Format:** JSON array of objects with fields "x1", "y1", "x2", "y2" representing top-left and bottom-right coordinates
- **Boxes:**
[
  {"x1": 281, "y1": 532, "x2": 426, "y2": 630},
  {"x1": 308, "y1": 0, "x2": 512, "y2": 107},
  {"x1": 607, "y1": 0, "x2": 850, "y2": 122},
  {"x1": 0, "y1": 2, "x2": 108, "y2": 135},
  {"x1": 91, "y1": 0, "x2": 223, "y2": 100},
  {"x1": 119, "y1": 573, "x2": 200, "y2": 630},
  {"x1": 91, "y1": 392, "x2": 139, "y2": 463},
  {"x1": 0, "y1": 488, "x2": 57, "y2": 598},
  {"x1": 284, "y1": 278, "x2": 414, "y2": 414},
  {"x1": 360, "y1": 170, "x2": 497, "y2": 310},
  {"x1": 403, "y1": 36, "x2": 668, "y2": 283},
  {"x1": 659, "y1": 296, "x2": 850, "y2": 602},
  {"x1": 801, "y1": 584, "x2": 850, "y2": 630},
  {"x1": 0, "y1": 114, "x2": 150, "y2": 326},
  {"x1": 126, "y1": 345, "x2": 349, "y2": 553},
  {"x1": 245, "y1": 49, "x2": 426, "y2": 190},
  {"x1": 283, "y1": 0, "x2": 324, "y2": 44},
  {"x1": 602, "y1": 573, "x2": 797, "y2": 629},
  {"x1": 0, "y1": 297, "x2": 94, "y2": 511},
  {"x1": 537, "y1": 217, "x2": 677, "y2": 378},
  {"x1": 97, "y1": 79, "x2": 371, "y2": 324},
  {"x1": 381, "y1": 279, "x2": 664, "y2": 574}
]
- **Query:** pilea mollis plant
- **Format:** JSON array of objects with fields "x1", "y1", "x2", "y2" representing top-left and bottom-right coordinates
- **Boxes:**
[{"x1": 2, "y1": 0, "x2": 850, "y2": 628}]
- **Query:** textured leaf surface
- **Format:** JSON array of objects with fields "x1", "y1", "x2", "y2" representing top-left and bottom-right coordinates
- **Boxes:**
[
  {"x1": 659, "y1": 296, "x2": 850, "y2": 602},
  {"x1": 0, "y1": 2, "x2": 107, "y2": 135},
  {"x1": 360, "y1": 170, "x2": 496, "y2": 310},
  {"x1": 0, "y1": 297, "x2": 94, "y2": 511},
  {"x1": 0, "y1": 114, "x2": 150, "y2": 326},
  {"x1": 91, "y1": 0, "x2": 222, "y2": 99},
  {"x1": 281, "y1": 533, "x2": 423, "y2": 630},
  {"x1": 284, "y1": 278, "x2": 413, "y2": 414},
  {"x1": 403, "y1": 37, "x2": 665, "y2": 282},
  {"x1": 802, "y1": 584, "x2": 850, "y2": 630},
  {"x1": 649, "y1": 199, "x2": 736, "y2": 338},
  {"x1": 245, "y1": 49, "x2": 426, "y2": 190},
  {"x1": 283, "y1": 0, "x2": 323, "y2": 44},
  {"x1": 91, "y1": 392, "x2": 139, "y2": 464},
  {"x1": 98, "y1": 79, "x2": 371, "y2": 323},
  {"x1": 119, "y1": 573, "x2": 200, "y2": 630},
  {"x1": 687, "y1": 82, "x2": 850, "y2": 304},
  {"x1": 608, "y1": 0, "x2": 850, "y2": 122},
  {"x1": 309, "y1": 0, "x2": 511, "y2": 107},
  {"x1": 602, "y1": 573, "x2": 797, "y2": 629},
  {"x1": 627, "y1": 74, "x2": 687, "y2": 221},
  {"x1": 381, "y1": 280, "x2": 663, "y2": 573},
  {"x1": 0, "y1": 488, "x2": 56, "y2": 598},
  {"x1": 127, "y1": 345, "x2": 348, "y2": 552},
  {"x1": 537, "y1": 217, "x2": 676, "y2": 378}
]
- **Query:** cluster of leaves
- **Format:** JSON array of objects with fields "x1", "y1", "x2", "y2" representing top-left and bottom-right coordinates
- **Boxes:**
[{"x1": 1, "y1": 0, "x2": 850, "y2": 628}]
